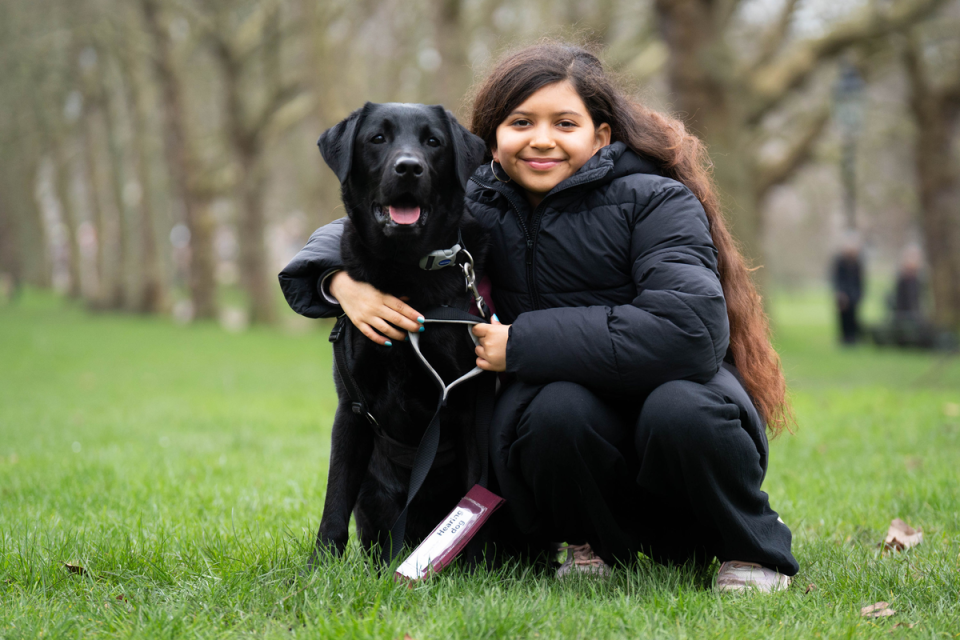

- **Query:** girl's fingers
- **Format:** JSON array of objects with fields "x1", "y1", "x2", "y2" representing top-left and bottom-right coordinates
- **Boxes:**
[
  {"x1": 382, "y1": 306, "x2": 421, "y2": 333},
  {"x1": 385, "y1": 296, "x2": 423, "y2": 325},
  {"x1": 369, "y1": 317, "x2": 407, "y2": 342},
  {"x1": 472, "y1": 324, "x2": 488, "y2": 337},
  {"x1": 358, "y1": 323, "x2": 391, "y2": 346}
]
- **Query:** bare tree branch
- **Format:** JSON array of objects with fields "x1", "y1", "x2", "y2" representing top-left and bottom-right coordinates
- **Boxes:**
[
  {"x1": 748, "y1": 0, "x2": 801, "y2": 72},
  {"x1": 265, "y1": 92, "x2": 316, "y2": 140},
  {"x1": 718, "y1": 0, "x2": 746, "y2": 29},
  {"x1": 944, "y1": 47, "x2": 960, "y2": 106},
  {"x1": 746, "y1": 0, "x2": 948, "y2": 124},
  {"x1": 754, "y1": 107, "x2": 830, "y2": 199},
  {"x1": 902, "y1": 30, "x2": 930, "y2": 120},
  {"x1": 248, "y1": 82, "x2": 305, "y2": 145}
]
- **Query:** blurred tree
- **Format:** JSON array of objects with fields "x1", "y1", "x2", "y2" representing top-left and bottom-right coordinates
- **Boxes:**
[
  {"x1": 140, "y1": 0, "x2": 218, "y2": 320},
  {"x1": 204, "y1": 0, "x2": 310, "y2": 325},
  {"x1": 655, "y1": 0, "x2": 947, "y2": 275},
  {"x1": 95, "y1": 40, "x2": 136, "y2": 310},
  {"x1": 0, "y1": 2, "x2": 53, "y2": 291},
  {"x1": 903, "y1": 16, "x2": 960, "y2": 330},
  {"x1": 30, "y1": 52, "x2": 84, "y2": 299},
  {"x1": 77, "y1": 42, "x2": 123, "y2": 309},
  {"x1": 116, "y1": 9, "x2": 167, "y2": 314}
]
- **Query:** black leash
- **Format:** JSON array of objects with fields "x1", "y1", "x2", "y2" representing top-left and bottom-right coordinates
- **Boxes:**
[{"x1": 329, "y1": 306, "x2": 496, "y2": 564}]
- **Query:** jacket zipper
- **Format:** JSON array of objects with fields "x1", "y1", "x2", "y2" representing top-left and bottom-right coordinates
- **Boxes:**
[{"x1": 471, "y1": 174, "x2": 605, "y2": 310}]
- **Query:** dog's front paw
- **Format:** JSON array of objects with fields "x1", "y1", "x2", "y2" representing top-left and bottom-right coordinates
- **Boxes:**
[{"x1": 306, "y1": 532, "x2": 348, "y2": 571}]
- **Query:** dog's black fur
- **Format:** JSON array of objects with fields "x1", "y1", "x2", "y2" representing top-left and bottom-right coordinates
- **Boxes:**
[{"x1": 313, "y1": 102, "x2": 490, "y2": 560}]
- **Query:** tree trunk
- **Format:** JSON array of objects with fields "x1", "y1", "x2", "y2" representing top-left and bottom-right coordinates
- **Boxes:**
[
  {"x1": 654, "y1": 0, "x2": 764, "y2": 272},
  {"x1": 101, "y1": 71, "x2": 131, "y2": 309},
  {"x1": 238, "y1": 157, "x2": 274, "y2": 324},
  {"x1": 52, "y1": 140, "x2": 83, "y2": 299},
  {"x1": 905, "y1": 38, "x2": 960, "y2": 330},
  {"x1": 212, "y1": 35, "x2": 273, "y2": 325},
  {"x1": 81, "y1": 108, "x2": 110, "y2": 305},
  {"x1": 140, "y1": 0, "x2": 217, "y2": 320},
  {"x1": 0, "y1": 159, "x2": 32, "y2": 294},
  {"x1": 118, "y1": 38, "x2": 165, "y2": 314},
  {"x1": 433, "y1": 0, "x2": 470, "y2": 114}
]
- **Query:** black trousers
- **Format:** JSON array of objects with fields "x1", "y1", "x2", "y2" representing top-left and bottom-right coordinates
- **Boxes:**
[
  {"x1": 838, "y1": 302, "x2": 860, "y2": 344},
  {"x1": 489, "y1": 364, "x2": 799, "y2": 576}
]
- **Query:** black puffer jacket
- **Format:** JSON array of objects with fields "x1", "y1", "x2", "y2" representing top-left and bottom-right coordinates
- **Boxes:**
[{"x1": 279, "y1": 142, "x2": 728, "y2": 396}]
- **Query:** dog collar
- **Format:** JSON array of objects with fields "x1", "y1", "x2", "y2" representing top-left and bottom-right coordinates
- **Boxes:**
[
  {"x1": 419, "y1": 229, "x2": 466, "y2": 271},
  {"x1": 419, "y1": 244, "x2": 462, "y2": 270},
  {"x1": 417, "y1": 230, "x2": 488, "y2": 318}
]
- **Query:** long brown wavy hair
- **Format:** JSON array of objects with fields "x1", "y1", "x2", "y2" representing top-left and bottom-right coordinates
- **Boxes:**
[{"x1": 469, "y1": 43, "x2": 792, "y2": 435}]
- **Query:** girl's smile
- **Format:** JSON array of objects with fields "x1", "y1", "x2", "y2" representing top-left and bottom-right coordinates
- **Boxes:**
[{"x1": 492, "y1": 81, "x2": 611, "y2": 207}]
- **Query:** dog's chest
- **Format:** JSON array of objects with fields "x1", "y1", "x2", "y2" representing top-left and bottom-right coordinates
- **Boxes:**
[{"x1": 351, "y1": 323, "x2": 476, "y2": 425}]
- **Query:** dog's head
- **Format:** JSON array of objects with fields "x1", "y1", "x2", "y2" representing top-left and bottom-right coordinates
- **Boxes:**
[{"x1": 318, "y1": 103, "x2": 486, "y2": 257}]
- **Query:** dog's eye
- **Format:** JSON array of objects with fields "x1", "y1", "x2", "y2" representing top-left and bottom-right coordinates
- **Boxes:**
[
  {"x1": 426, "y1": 137, "x2": 441, "y2": 147},
  {"x1": 371, "y1": 134, "x2": 386, "y2": 144}
]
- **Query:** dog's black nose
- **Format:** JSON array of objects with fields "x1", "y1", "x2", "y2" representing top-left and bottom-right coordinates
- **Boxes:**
[{"x1": 394, "y1": 156, "x2": 424, "y2": 177}]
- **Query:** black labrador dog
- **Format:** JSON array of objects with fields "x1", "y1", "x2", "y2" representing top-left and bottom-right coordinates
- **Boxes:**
[{"x1": 312, "y1": 103, "x2": 490, "y2": 562}]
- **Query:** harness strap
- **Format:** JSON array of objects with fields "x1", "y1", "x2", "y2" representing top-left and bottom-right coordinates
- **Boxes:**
[
  {"x1": 330, "y1": 316, "x2": 378, "y2": 426},
  {"x1": 375, "y1": 430, "x2": 456, "y2": 470},
  {"x1": 329, "y1": 308, "x2": 496, "y2": 565},
  {"x1": 330, "y1": 315, "x2": 458, "y2": 468},
  {"x1": 383, "y1": 306, "x2": 495, "y2": 564}
]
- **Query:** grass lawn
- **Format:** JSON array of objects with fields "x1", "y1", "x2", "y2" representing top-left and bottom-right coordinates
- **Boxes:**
[{"x1": 1, "y1": 290, "x2": 958, "y2": 639}]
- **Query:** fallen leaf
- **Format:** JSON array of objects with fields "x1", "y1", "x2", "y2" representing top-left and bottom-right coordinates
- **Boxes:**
[
  {"x1": 861, "y1": 602, "x2": 896, "y2": 618},
  {"x1": 805, "y1": 583, "x2": 816, "y2": 594},
  {"x1": 892, "y1": 622, "x2": 915, "y2": 629},
  {"x1": 63, "y1": 563, "x2": 87, "y2": 575},
  {"x1": 401, "y1": 635, "x2": 416, "y2": 640},
  {"x1": 116, "y1": 594, "x2": 128, "y2": 602},
  {"x1": 882, "y1": 519, "x2": 923, "y2": 552}
]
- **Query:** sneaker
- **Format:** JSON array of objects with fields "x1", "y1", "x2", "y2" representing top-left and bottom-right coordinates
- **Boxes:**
[
  {"x1": 715, "y1": 561, "x2": 790, "y2": 593},
  {"x1": 556, "y1": 543, "x2": 612, "y2": 578}
]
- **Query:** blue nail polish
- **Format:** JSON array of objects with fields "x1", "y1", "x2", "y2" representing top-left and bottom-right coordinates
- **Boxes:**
[
  {"x1": 384, "y1": 341, "x2": 392, "y2": 347},
  {"x1": 419, "y1": 326, "x2": 425, "y2": 332},
  {"x1": 492, "y1": 314, "x2": 499, "y2": 322},
  {"x1": 417, "y1": 316, "x2": 425, "y2": 323}
]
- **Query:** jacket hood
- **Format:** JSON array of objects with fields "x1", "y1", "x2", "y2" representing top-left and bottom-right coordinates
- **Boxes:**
[{"x1": 472, "y1": 141, "x2": 662, "y2": 198}]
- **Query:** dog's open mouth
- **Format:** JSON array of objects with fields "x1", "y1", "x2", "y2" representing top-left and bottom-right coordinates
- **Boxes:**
[{"x1": 379, "y1": 195, "x2": 424, "y2": 227}]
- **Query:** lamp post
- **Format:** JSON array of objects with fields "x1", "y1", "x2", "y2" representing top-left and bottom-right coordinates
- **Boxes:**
[{"x1": 833, "y1": 62, "x2": 865, "y2": 231}]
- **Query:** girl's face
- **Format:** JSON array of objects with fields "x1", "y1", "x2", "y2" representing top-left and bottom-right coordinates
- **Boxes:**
[{"x1": 492, "y1": 81, "x2": 611, "y2": 207}]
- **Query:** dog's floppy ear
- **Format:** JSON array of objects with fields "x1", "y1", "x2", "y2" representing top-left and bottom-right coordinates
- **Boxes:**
[
  {"x1": 433, "y1": 107, "x2": 487, "y2": 190},
  {"x1": 317, "y1": 103, "x2": 371, "y2": 184}
]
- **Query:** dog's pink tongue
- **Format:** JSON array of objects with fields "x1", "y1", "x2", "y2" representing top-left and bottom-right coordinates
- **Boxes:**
[{"x1": 388, "y1": 205, "x2": 420, "y2": 225}]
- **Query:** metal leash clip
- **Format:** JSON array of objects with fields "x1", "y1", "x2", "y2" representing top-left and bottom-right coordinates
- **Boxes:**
[{"x1": 460, "y1": 249, "x2": 486, "y2": 319}]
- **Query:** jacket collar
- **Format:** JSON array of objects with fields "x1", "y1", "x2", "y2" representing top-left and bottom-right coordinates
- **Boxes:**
[{"x1": 473, "y1": 142, "x2": 661, "y2": 204}]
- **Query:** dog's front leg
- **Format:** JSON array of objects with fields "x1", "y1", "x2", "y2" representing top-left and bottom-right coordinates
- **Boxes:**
[{"x1": 312, "y1": 401, "x2": 374, "y2": 561}]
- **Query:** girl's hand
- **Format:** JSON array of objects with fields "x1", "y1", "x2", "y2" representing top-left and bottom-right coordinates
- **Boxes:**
[
  {"x1": 472, "y1": 315, "x2": 509, "y2": 372},
  {"x1": 329, "y1": 271, "x2": 423, "y2": 346}
]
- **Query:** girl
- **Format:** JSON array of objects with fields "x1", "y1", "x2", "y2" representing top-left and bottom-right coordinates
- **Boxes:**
[{"x1": 280, "y1": 43, "x2": 799, "y2": 591}]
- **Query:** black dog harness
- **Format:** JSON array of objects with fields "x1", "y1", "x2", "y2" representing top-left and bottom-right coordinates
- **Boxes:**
[{"x1": 328, "y1": 239, "x2": 495, "y2": 563}]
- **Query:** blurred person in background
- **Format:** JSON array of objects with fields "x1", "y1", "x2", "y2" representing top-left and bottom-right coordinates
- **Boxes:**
[
  {"x1": 832, "y1": 234, "x2": 864, "y2": 345},
  {"x1": 892, "y1": 245, "x2": 924, "y2": 322}
]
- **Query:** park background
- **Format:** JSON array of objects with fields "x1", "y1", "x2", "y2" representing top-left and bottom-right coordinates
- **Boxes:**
[{"x1": 1, "y1": 0, "x2": 959, "y2": 637}]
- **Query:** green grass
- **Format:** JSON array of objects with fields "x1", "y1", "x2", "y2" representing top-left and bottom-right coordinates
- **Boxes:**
[{"x1": 1, "y1": 290, "x2": 959, "y2": 639}]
